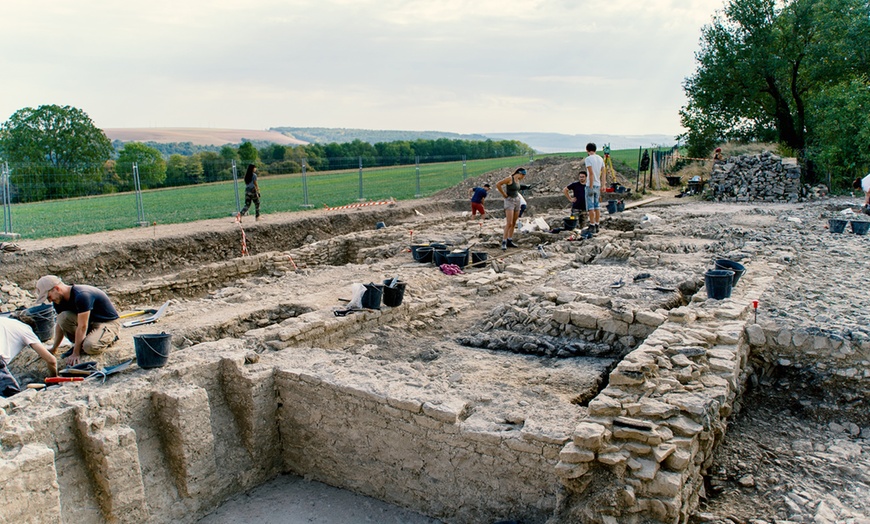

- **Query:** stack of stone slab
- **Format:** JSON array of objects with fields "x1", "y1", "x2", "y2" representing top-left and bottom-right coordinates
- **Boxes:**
[{"x1": 708, "y1": 151, "x2": 804, "y2": 203}]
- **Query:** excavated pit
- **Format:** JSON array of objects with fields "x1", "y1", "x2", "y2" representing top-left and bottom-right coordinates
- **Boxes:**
[{"x1": 1, "y1": 182, "x2": 867, "y2": 524}]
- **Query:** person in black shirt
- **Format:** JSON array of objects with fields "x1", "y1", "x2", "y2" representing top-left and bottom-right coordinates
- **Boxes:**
[
  {"x1": 564, "y1": 170, "x2": 588, "y2": 217},
  {"x1": 35, "y1": 275, "x2": 121, "y2": 366}
]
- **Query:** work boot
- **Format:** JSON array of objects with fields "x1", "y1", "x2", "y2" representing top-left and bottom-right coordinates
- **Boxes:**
[
  {"x1": 506, "y1": 239, "x2": 518, "y2": 248},
  {"x1": 501, "y1": 240, "x2": 507, "y2": 251}
]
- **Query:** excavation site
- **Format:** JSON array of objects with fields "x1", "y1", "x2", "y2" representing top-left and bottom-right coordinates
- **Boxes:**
[{"x1": 1, "y1": 155, "x2": 868, "y2": 524}]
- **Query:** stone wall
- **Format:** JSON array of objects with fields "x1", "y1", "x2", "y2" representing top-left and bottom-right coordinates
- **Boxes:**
[
  {"x1": 708, "y1": 151, "x2": 804, "y2": 203},
  {"x1": 550, "y1": 261, "x2": 784, "y2": 523},
  {"x1": 746, "y1": 322, "x2": 870, "y2": 424}
]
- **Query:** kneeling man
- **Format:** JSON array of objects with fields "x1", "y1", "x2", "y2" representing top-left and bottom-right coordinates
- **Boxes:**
[{"x1": 36, "y1": 275, "x2": 120, "y2": 366}]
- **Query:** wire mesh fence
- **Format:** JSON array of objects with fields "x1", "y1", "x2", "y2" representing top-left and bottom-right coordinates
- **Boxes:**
[{"x1": 1, "y1": 155, "x2": 528, "y2": 240}]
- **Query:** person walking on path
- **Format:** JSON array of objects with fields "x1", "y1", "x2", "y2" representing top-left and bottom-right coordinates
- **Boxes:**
[
  {"x1": 564, "y1": 170, "x2": 588, "y2": 226},
  {"x1": 469, "y1": 184, "x2": 490, "y2": 218},
  {"x1": 584, "y1": 143, "x2": 605, "y2": 234},
  {"x1": 238, "y1": 164, "x2": 261, "y2": 222},
  {"x1": 854, "y1": 174, "x2": 870, "y2": 215},
  {"x1": 496, "y1": 167, "x2": 527, "y2": 250},
  {"x1": 1, "y1": 315, "x2": 58, "y2": 397},
  {"x1": 36, "y1": 275, "x2": 120, "y2": 367}
]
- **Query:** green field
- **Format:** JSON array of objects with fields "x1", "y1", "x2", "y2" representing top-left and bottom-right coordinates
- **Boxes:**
[{"x1": 3, "y1": 150, "x2": 647, "y2": 239}]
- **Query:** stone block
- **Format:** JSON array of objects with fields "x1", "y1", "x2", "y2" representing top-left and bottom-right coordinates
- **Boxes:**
[
  {"x1": 570, "y1": 305, "x2": 609, "y2": 329},
  {"x1": 572, "y1": 422, "x2": 607, "y2": 450},
  {"x1": 636, "y1": 310, "x2": 666, "y2": 327},
  {"x1": 647, "y1": 469, "x2": 683, "y2": 497},
  {"x1": 588, "y1": 394, "x2": 623, "y2": 416},
  {"x1": 0, "y1": 444, "x2": 62, "y2": 523},
  {"x1": 560, "y1": 442, "x2": 596, "y2": 463},
  {"x1": 599, "y1": 317, "x2": 630, "y2": 336},
  {"x1": 422, "y1": 399, "x2": 468, "y2": 423},
  {"x1": 152, "y1": 385, "x2": 218, "y2": 498}
]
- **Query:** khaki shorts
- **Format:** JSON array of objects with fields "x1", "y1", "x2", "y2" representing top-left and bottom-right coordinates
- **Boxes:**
[
  {"x1": 57, "y1": 311, "x2": 120, "y2": 354},
  {"x1": 503, "y1": 196, "x2": 523, "y2": 212}
]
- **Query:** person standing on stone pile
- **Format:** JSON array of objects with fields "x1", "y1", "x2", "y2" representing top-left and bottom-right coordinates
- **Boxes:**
[
  {"x1": 496, "y1": 167, "x2": 528, "y2": 250},
  {"x1": 0, "y1": 314, "x2": 58, "y2": 397},
  {"x1": 238, "y1": 164, "x2": 261, "y2": 222},
  {"x1": 853, "y1": 173, "x2": 870, "y2": 215},
  {"x1": 469, "y1": 183, "x2": 490, "y2": 218},
  {"x1": 584, "y1": 143, "x2": 605, "y2": 234},
  {"x1": 564, "y1": 170, "x2": 588, "y2": 226},
  {"x1": 713, "y1": 147, "x2": 724, "y2": 162},
  {"x1": 35, "y1": 275, "x2": 120, "y2": 367}
]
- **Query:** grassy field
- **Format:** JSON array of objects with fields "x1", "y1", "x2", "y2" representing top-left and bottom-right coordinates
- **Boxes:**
[{"x1": 3, "y1": 149, "x2": 652, "y2": 239}]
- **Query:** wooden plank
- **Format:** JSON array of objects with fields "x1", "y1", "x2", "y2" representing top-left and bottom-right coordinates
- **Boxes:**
[{"x1": 624, "y1": 197, "x2": 662, "y2": 210}]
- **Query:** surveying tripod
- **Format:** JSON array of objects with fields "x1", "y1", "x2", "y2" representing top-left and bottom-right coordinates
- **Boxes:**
[{"x1": 602, "y1": 144, "x2": 615, "y2": 187}]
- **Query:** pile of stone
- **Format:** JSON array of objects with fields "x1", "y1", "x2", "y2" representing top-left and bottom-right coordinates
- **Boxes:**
[{"x1": 708, "y1": 151, "x2": 805, "y2": 203}]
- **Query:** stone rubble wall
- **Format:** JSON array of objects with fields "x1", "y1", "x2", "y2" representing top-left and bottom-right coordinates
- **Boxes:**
[
  {"x1": 745, "y1": 323, "x2": 870, "y2": 423},
  {"x1": 550, "y1": 261, "x2": 785, "y2": 523},
  {"x1": 274, "y1": 368, "x2": 564, "y2": 524},
  {"x1": 0, "y1": 340, "x2": 564, "y2": 524},
  {"x1": 708, "y1": 151, "x2": 804, "y2": 203}
]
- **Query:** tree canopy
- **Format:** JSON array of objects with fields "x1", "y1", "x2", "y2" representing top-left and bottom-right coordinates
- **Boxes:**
[
  {"x1": 0, "y1": 104, "x2": 114, "y2": 201},
  {"x1": 680, "y1": 0, "x2": 870, "y2": 186},
  {"x1": 115, "y1": 142, "x2": 167, "y2": 189}
]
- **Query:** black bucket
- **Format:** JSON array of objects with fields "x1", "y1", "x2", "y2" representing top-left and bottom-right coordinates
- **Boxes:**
[
  {"x1": 829, "y1": 219, "x2": 848, "y2": 233},
  {"x1": 446, "y1": 251, "x2": 468, "y2": 268},
  {"x1": 382, "y1": 279, "x2": 407, "y2": 307},
  {"x1": 705, "y1": 270, "x2": 735, "y2": 300},
  {"x1": 616, "y1": 201, "x2": 625, "y2": 212},
  {"x1": 134, "y1": 333, "x2": 171, "y2": 369},
  {"x1": 666, "y1": 176, "x2": 682, "y2": 187},
  {"x1": 433, "y1": 249, "x2": 450, "y2": 266},
  {"x1": 714, "y1": 259, "x2": 746, "y2": 287},
  {"x1": 24, "y1": 304, "x2": 56, "y2": 342},
  {"x1": 850, "y1": 220, "x2": 870, "y2": 235},
  {"x1": 563, "y1": 217, "x2": 578, "y2": 230},
  {"x1": 470, "y1": 252, "x2": 488, "y2": 267},
  {"x1": 361, "y1": 284, "x2": 383, "y2": 309},
  {"x1": 413, "y1": 246, "x2": 434, "y2": 263},
  {"x1": 607, "y1": 200, "x2": 618, "y2": 214}
]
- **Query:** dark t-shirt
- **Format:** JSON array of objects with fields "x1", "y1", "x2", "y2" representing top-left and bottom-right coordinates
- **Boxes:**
[
  {"x1": 53, "y1": 285, "x2": 120, "y2": 323},
  {"x1": 470, "y1": 187, "x2": 488, "y2": 203},
  {"x1": 566, "y1": 181, "x2": 587, "y2": 210}
]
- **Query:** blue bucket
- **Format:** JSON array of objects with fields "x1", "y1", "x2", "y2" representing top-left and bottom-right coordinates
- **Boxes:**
[
  {"x1": 705, "y1": 270, "x2": 735, "y2": 300},
  {"x1": 134, "y1": 333, "x2": 171, "y2": 369},
  {"x1": 714, "y1": 259, "x2": 746, "y2": 287}
]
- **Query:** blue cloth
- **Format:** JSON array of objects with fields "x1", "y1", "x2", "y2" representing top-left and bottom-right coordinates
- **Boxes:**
[{"x1": 470, "y1": 187, "x2": 488, "y2": 203}]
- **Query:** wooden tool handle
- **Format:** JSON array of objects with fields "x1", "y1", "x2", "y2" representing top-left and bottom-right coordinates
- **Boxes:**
[{"x1": 45, "y1": 377, "x2": 85, "y2": 384}]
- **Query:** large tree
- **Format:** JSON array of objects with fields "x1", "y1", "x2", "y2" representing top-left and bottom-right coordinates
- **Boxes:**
[
  {"x1": 680, "y1": 0, "x2": 870, "y2": 184},
  {"x1": 115, "y1": 142, "x2": 167, "y2": 189},
  {"x1": 0, "y1": 104, "x2": 113, "y2": 201}
]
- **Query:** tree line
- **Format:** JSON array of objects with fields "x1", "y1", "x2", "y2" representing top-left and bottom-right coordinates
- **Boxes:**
[
  {"x1": 0, "y1": 104, "x2": 532, "y2": 203},
  {"x1": 680, "y1": 0, "x2": 869, "y2": 189}
]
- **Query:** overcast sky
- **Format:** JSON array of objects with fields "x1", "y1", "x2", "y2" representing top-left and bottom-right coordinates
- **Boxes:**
[{"x1": 1, "y1": 0, "x2": 725, "y2": 137}]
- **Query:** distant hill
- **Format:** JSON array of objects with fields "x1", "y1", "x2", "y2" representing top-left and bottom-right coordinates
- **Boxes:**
[
  {"x1": 272, "y1": 127, "x2": 490, "y2": 144},
  {"x1": 103, "y1": 127, "x2": 677, "y2": 153},
  {"x1": 481, "y1": 132, "x2": 678, "y2": 154},
  {"x1": 276, "y1": 127, "x2": 676, "y2": 153},
  {"x1": 104, "y1": 128, "x2": 306, "y2": 146}
]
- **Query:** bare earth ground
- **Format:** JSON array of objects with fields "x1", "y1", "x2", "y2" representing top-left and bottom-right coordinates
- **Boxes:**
[{"x1": 2, "y1": 157, "x2": 868, "y2": 524}]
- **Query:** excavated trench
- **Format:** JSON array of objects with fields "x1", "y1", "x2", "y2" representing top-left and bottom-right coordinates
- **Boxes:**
[
  {"x1": 3, "y1": 194, "x2": 865, "y2": 524},
  {"x1": 0, "y1": 202, "x2": 718, "y2": 524}
]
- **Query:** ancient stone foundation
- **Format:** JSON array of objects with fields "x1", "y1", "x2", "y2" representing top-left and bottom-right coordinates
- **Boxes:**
[{"x1": 0, "y1": 261, "x2": 803, "y2": 524}]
